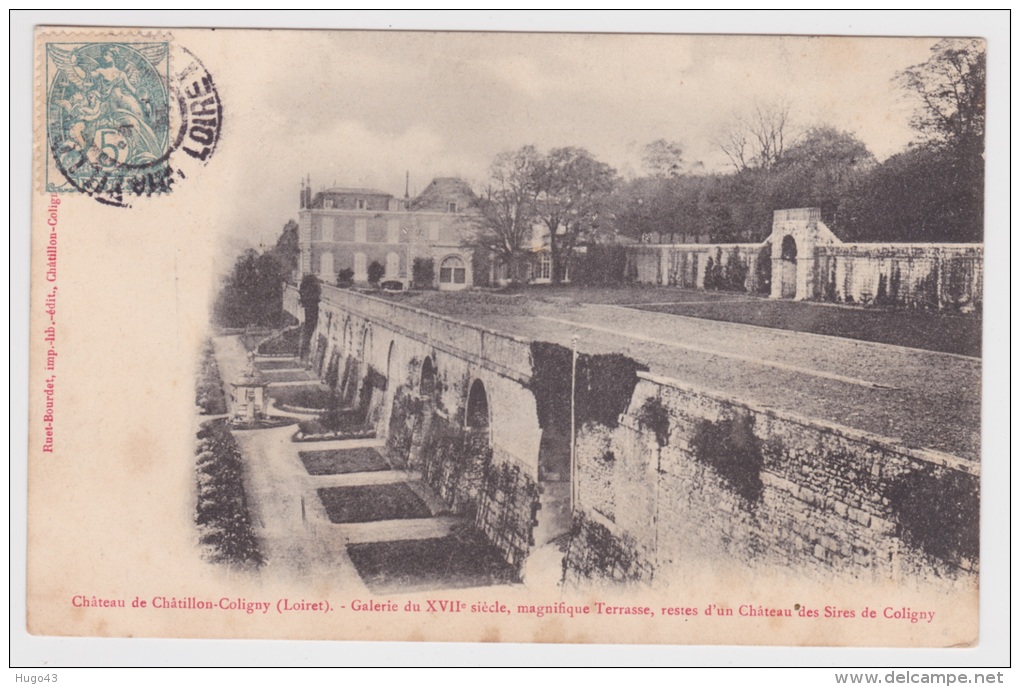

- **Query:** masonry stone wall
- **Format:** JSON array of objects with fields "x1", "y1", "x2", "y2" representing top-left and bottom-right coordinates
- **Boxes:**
[
  {"x1": 284, "y1": 284, "x2": 543, "y2": 571},
  {"x1": 567, "y1": 372, "x2": 979, "y2": 588},
  {"x1": 626, "y1": 208, "x2": 983, "y2": 312},
  {"x1": 814, "y1": 244, "x2": 983, "y2": 311},
  {"x1": 630, "y1": 243, "x2": 768, "y2": 293}
]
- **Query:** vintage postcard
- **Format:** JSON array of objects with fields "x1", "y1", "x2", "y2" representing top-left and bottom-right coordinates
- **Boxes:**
[{"x1": 25, "y1": 23, "x2": 994, "y2": 651}]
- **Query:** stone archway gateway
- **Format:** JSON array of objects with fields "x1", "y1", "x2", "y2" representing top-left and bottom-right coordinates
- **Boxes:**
[{"x1": 769, "y1": 207, "x2": 841, "y2": 301}]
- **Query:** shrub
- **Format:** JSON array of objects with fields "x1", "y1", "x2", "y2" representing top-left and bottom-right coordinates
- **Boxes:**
[
  {"x1": 412, "y1": 257, "x2": 435, "y2": 289},
  {"x1": 367, "y1": 260, "x2": 385, "y2": 285},
  {"x1": 196, "y1": 341, "x2": 227, "y2": 415},
  {"x1": 193, "y1": 420, "x2": 263, "y2": 570},
  {"x1": 336, "y1": 268, "x2": 354, "y2": 288},
  {"x1": 381, "y1": 280, "x2": 403, "y2": 291},
  {"x1": 572, "y1": 244, "x2": 629, "y2": 285}
]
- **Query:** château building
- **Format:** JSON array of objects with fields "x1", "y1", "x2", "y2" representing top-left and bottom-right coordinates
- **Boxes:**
[{"x1": 297, "y1": 176, "x2": 477, "y2": 290}]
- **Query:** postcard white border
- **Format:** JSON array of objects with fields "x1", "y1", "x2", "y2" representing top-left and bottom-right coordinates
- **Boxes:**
[{"x1": 10, "y1": 9, "x2": 1011, "y2": 669}]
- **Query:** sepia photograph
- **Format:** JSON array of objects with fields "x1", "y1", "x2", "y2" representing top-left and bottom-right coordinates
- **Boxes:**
[{"x1": 14, "y1": 11, "x2": 1009, "y2": 670}]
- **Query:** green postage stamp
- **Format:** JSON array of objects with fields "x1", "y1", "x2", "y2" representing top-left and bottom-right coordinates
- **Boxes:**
[{"x1": 43, "y1": 34, "x2": 221, "y2": 206}]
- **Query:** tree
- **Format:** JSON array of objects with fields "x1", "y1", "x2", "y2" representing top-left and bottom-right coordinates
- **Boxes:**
[
  {"x1": 837, "y1": 146, "x2": 982, "y2": 242},
  {"x1": 716, "y1": 100, "x2": 795, "y2": 173},
  {"x1": 533, "y1": 147, "x2": 618, "y2": 282},
  {"x1": 470, "y1": 146, "x2": 542, "y2": 284},
  {"x1": 769, "y1": 127, "x2": 876, "y2": 227},
  {"x1": 641, "y1": 139, "x2": 687, "y2": 178},
  {"x1": 268, "y1": 219, "x2": 299, "y2": 279},
  {"x1": 214, "y1": 250, "x2": 284, "y2": 328},
  {"x1": 297, "y1": 274, "x2": 321, "y2": 359},
  {"x1": 896, "y1": 38, "x2": 985, "y2": 153}
]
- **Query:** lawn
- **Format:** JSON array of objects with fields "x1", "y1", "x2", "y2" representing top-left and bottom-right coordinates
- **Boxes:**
[
  {"x1": 299, "y1": 447, "x2": 389, "y2": 475},
  {"x1": 392, "y1": 285, "x2": 981, "y2": 357},
  {"x1": 627, "y1": 298, "x2": 981, "y2": 357},
  {"x1": 346, "y1": 525, "x2": 518, "y2": 593},
  {"x1": 317, "y1": 482, "x2": 433, "y2": 523}
]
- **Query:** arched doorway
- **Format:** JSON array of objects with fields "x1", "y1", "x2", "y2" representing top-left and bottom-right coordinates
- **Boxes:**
[
  {"x1": 780, "y1": 235, "x2": 798, "y2": 299},
  {"x1": 466, "y1": 379, "x2": 490, "y2": 430},
  {"x1": 420, "y1": 356, "x2": 436, "y2": 396}
]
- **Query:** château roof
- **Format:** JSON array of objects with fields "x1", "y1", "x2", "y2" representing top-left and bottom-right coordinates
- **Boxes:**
[
  {"x1": 320, "y1": 187, "x2": 393, "y2": 198},
  {"x1": 408, "y1": 177, "x2": 477, "y2": 211}
]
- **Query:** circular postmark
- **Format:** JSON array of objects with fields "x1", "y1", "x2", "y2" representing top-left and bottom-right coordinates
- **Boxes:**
[{"x1": 45, "y1": 41, "x2": 222, "y2": 207}]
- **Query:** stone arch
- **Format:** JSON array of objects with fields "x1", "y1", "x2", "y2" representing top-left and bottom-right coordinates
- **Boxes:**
[
  {"x1": 420, "y1": 356, "x2": 437, "y2": 396},
  {"x1": 385, "y1": 340, "x2": 395, "y2": 384},
  {"x1": 466, "y1": 378, "x2": 490, "y2": 430},
  {"x1": 342, "y1": 317, "x2": 353, "y2": 356},
  {"x1": 779, "y1": 235, "x2": 798, "y2": 299},
  {"x1": 360, "y1": 324, "x2": 372, "y2": 362}
]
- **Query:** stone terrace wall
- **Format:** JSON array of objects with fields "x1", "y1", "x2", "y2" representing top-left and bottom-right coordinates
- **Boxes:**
[
  {"x1": 284, "y1": 283, "x2": 543, "y2": 573},
  {"x1": 814, "y1": 244, "x2": 983, "y2": 311},
  {"x1": 566, "y1": 371, "x2": 979, "y2": 588}
]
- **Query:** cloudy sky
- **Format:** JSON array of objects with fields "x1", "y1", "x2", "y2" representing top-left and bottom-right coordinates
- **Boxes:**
[{"x1": 202, "y1": 29, "x2": 941, "y2": 249}]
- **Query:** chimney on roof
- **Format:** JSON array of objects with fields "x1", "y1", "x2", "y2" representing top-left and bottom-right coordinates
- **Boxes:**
[{"x1": 405, "y1": 171, "x2": 410, "y2": 199}]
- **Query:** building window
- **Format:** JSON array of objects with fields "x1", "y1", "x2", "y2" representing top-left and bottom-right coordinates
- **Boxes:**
[
  {"x1": 447, "y1": 201, "x2": 457, "y2": 213},
  {"x1": 319, "y1": 252, "x2": 334, "y2": 280},
  {"x1": 311, "y1": 221, "x2": 322, "y2": 241},
  {"x1": 386, "y1": 252, "x2": 400, "y2": 279},
  {"x1": 387, "y1": 219, "x2": 400, "y2": 244},
  {"x1": 538, "y1": 252, "x2": 551, "y2": 280},
  {"x1": 439, "y1": 255, "x2": 466, "y2": 285},
  {"x1": 428, "y1": 222, "x2": 440, "y2": 241},
  {"x1": 355, "y1": 218, "x2": 367, "y2": 243},
  {"x1": 323, "y1": 198, "x2": 334, "y2": 209},
  {"x1": 354, "y1": 253, "x2": 367, "y2": 282},
  {"x1": 356, "y1": 199, "x2": 366, "y2": 210}
]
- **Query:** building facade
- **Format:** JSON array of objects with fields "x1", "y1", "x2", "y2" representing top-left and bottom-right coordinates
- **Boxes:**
[{"x1": 297, "y1": 177, "x2": 477, "y2": 290}]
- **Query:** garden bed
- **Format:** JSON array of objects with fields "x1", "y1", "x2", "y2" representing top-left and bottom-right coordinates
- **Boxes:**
[
  {"x1": 299, "y1": 447, "x2": 390, "y2": 475},
  {"x1": 293, "y1": 421, "x2": 376, "y2": 443},
  {"x1": 230, "y1": 415, "x2": 299, "y2": 431},
  {"x1": 257, "y1": 326, "x2": 302, "y2": 356},
  {"x1": 346, "y1": 525, "x2": 519, "y2": 593},
  {"x1": 263, "y1": 369, "x2": 318, "y2": 383},
  {"x1": 317, "y1": 482, "x2": 433, "y2": 523},
  {"x1": 255, "y1": 358, "x2": 304, "y2": 371},
  {"x1": 269, "y1": 384, "x2": 332, "y2": 411}
]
